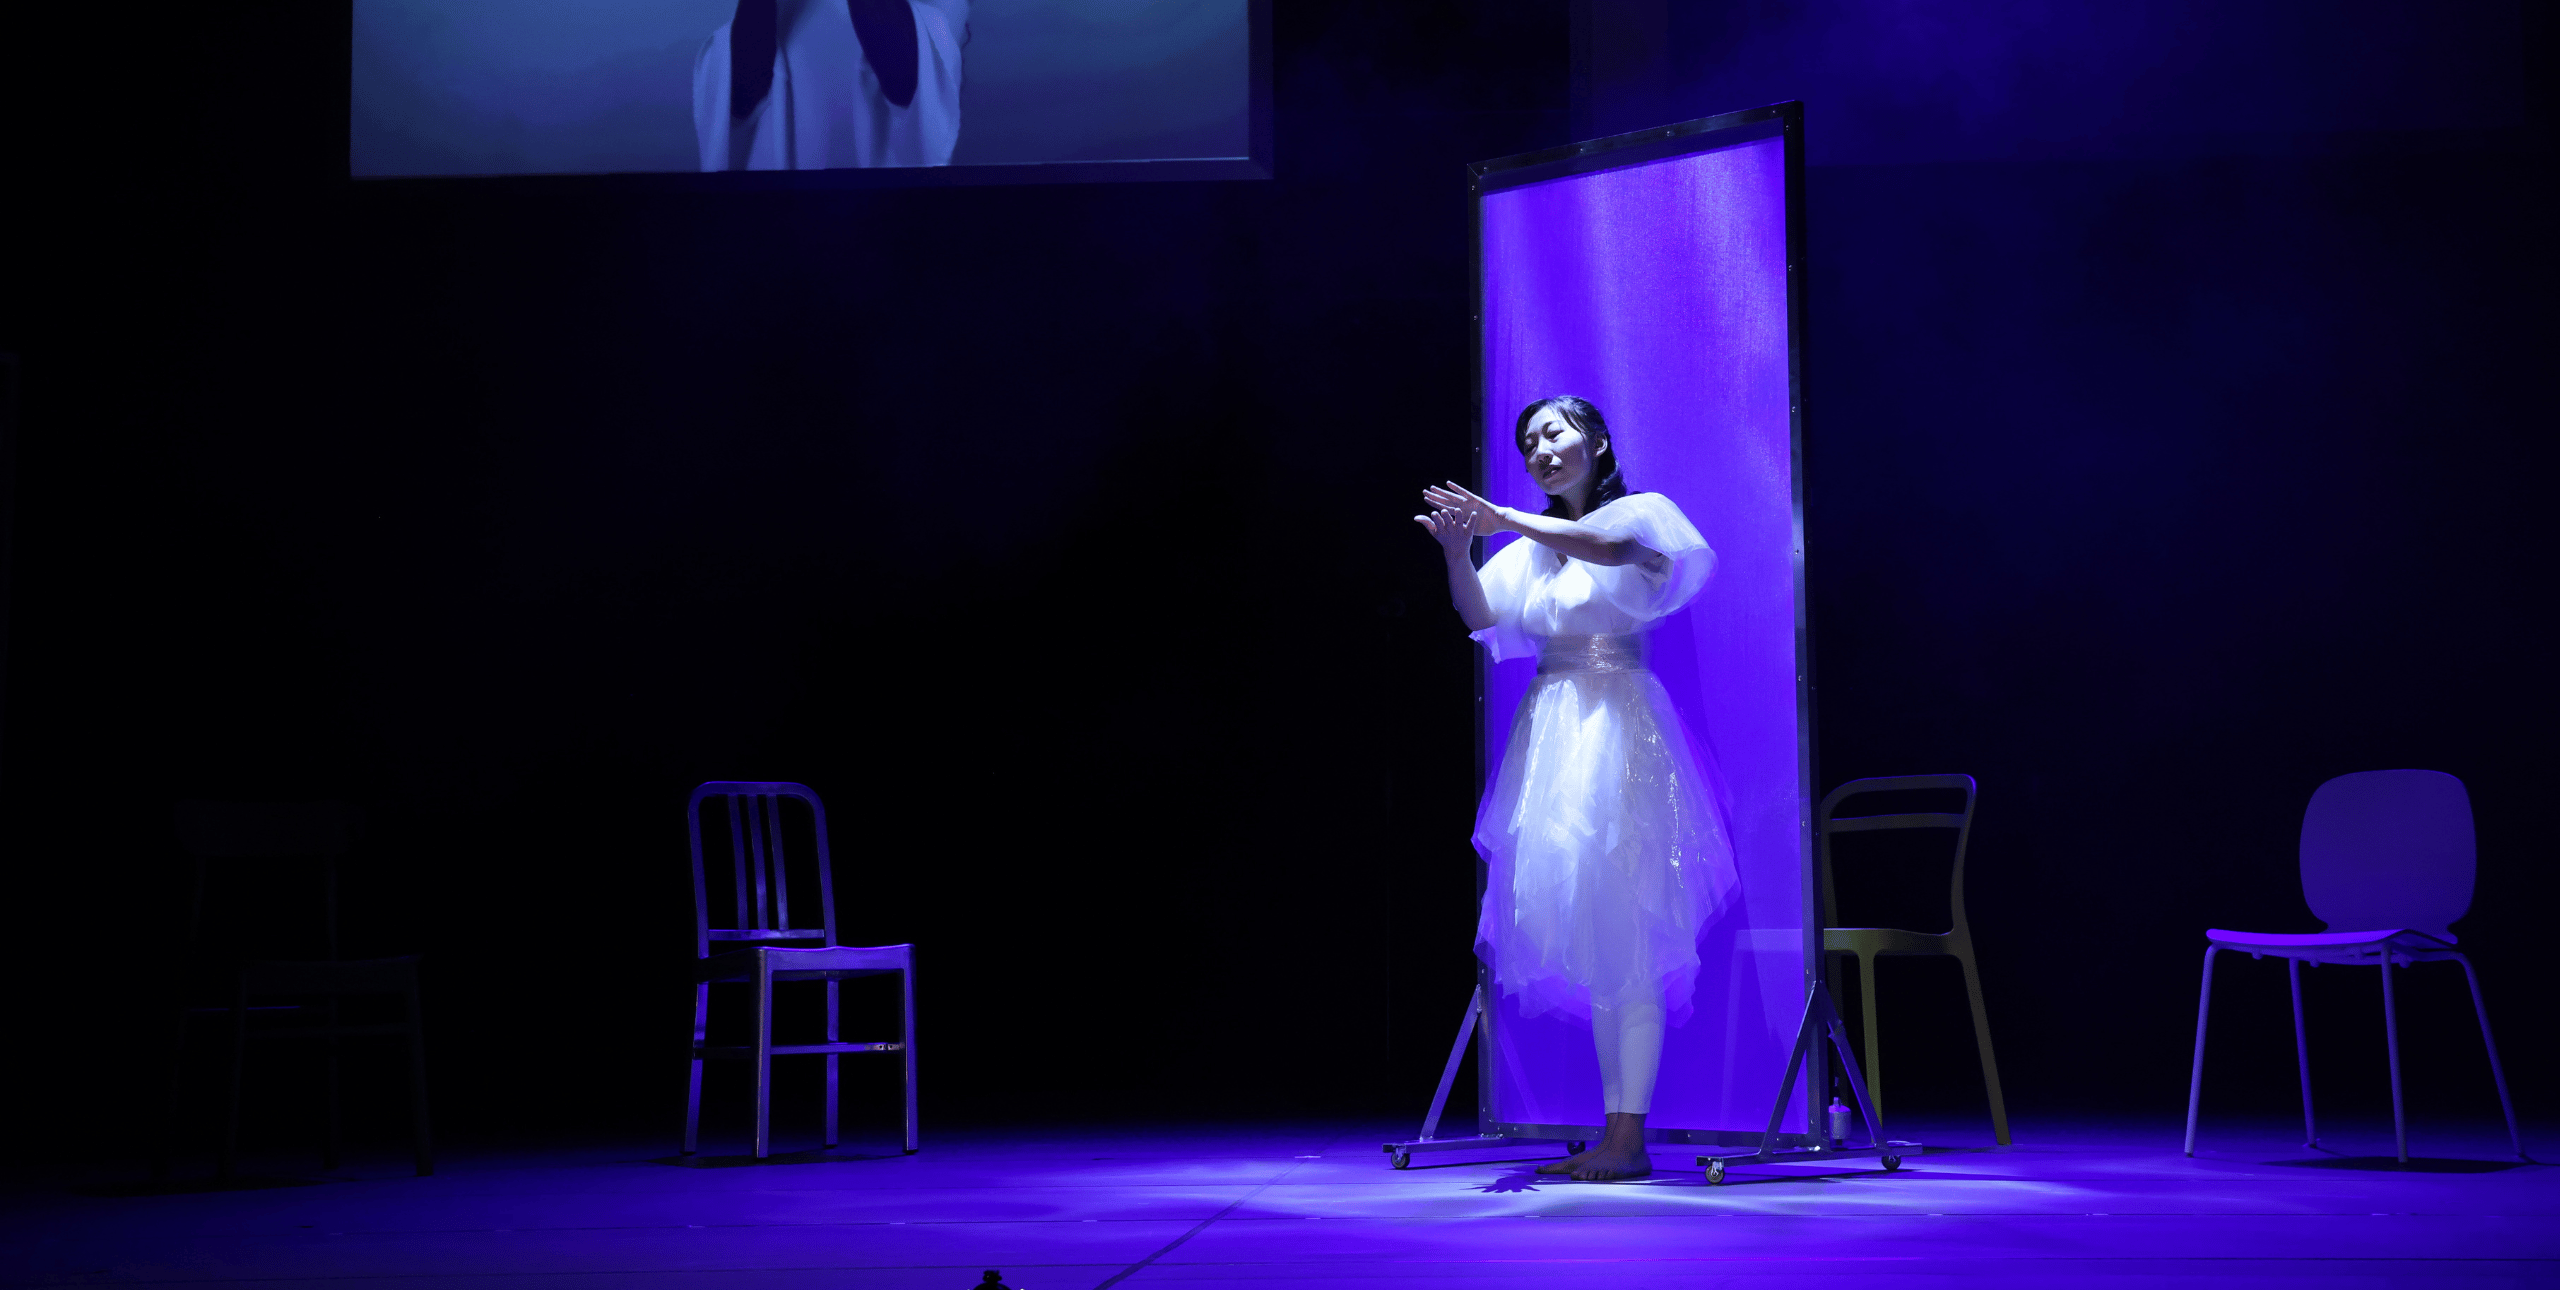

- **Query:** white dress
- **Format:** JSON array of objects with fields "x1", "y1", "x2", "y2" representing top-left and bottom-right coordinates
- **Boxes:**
[
  {"x1": 1471, "y1": 492, "x2": 1740, "y2": 1024},
  {"x1": 693, "y1": 0, "x2": 968, "y2": 170}
]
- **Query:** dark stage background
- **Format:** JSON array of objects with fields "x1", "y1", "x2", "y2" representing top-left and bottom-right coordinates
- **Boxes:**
[{"x1": 2, "y1": 2, "x2": 2551, "y2": 1161}]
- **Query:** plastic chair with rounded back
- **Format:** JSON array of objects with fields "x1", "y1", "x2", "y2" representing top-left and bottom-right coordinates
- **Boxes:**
[
  {"x1": 1818, "y1": 774, "x2": 2010, "y2": 1147},
  {"x1": 2182, "y1": 769, "x2": 2523, "y2": 1163}
]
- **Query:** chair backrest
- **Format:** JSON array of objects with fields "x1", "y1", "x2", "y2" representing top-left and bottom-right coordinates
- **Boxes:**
[
  {"x1": 2299, "y1": 769, "x2": 2473, "y2": 940},
  {"x1": 1816, "y1": 774, "x2": 1978, "y2": 935},
  {"x1": 174, "y1": 800, "x2": 360, "y2": 958},
  {"x1": 688, "y1": 782, "x2": 837, "y2": 960},
  {"x1": 176, "y1": 801, "x2": 357, "y2": 859}
]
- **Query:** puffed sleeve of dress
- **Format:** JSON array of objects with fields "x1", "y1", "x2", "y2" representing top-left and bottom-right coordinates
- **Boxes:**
[
  {"x1": 1582, "y1": 493, "x2": 1715, "y2": 624},
  {"x1": 1466, "y1": 535, "x2": 1539, "y2": 662}
]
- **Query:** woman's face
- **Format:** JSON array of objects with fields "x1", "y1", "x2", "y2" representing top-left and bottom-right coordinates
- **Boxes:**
[{"x1": 1521, "y1": 407, "x2": 1601, "y2": 498}]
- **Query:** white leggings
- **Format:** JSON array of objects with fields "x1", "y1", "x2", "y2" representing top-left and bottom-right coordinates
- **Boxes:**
[{"x1": 1592, "y1": 998, "x2": 1666, "y2": 1115}]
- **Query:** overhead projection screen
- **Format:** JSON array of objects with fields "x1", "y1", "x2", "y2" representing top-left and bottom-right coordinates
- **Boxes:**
[
  {"x1": 352, "y1": 0, "x2": 1263, "y2": 182},
  {"x1": 1472, "y1": 105, "x2": 1814, "y2": 1143}
]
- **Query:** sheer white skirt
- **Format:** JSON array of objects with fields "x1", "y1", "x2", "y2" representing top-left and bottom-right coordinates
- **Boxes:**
[{"x1": 1473, "y1": 654, "x2": 1738, "y2": 1025}]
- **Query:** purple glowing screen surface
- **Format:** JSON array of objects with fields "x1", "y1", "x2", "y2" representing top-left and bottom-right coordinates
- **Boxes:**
[{"x1": 1478, "y1": 133, "x2": 1807, "y2": 1133}]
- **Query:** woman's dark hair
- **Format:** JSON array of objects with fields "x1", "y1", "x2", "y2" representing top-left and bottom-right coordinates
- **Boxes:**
[{"x1": 1515, "y1": 395, "x2": 1629, "y2": 517}]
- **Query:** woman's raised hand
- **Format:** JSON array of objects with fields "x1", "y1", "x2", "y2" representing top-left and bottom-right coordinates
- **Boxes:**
[
  {"x1": 1420, "y1": 486, "x2": 1502, "y2": 631},
  {"x1": 1415, "y1": 506, "x2": 1474, "y2": 555},
  {"x1": 1423, "y1": 483, "x2": 1508, "y2": 537}
]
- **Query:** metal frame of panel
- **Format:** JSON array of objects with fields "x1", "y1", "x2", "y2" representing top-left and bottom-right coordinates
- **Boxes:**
[{"x1": 1387, "y1": 102, "x2": 1822, "y2": 1169}]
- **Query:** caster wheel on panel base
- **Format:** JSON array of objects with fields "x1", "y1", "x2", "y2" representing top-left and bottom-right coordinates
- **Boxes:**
[
  {"x1": 1880, "y1": 1155, "x2": 1902, "y2": 1172},
  {"x1": 1705, "y1": 1159, "x2": 1726, "y2": 1185},
  {"x1": 1390, "y1": 1152, "x2": 1411, "y2": 1170},
  {"x1": 1566, "y1": 1141, "x2": 1586, "y2": 1155}
]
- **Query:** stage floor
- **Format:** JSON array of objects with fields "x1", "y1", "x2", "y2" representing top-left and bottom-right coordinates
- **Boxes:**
[{"x1": 5, "y1": 1117, "x2": 2552, "y2": 1287}]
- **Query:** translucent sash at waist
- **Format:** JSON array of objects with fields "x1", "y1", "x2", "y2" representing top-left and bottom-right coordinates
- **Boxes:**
[{"x1": 1535, "y1": 633, "x2": 1647, "y2": 675}]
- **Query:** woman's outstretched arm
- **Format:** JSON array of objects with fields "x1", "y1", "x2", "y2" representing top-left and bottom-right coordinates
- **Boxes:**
[
  {"x1": 1416, "y1": 507, "x2": 1498, "y2": 631},
  {"x1": 1424, "y1": 482, "x2": 1657, "y2": 567}
]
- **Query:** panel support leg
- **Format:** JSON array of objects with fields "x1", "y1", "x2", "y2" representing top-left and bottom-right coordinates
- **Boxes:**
[
  {"x1": 1753, "y1": 983, "x2": 1884, "y2": 1159},
  {"x1": 1419, "y1": 987, "x2": 1483, "y2": 1141}
]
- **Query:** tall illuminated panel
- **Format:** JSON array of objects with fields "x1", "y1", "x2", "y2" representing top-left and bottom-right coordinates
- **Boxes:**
[{"x1": 1470, "y1": 104, "x2": 1815, "y2": 1145}]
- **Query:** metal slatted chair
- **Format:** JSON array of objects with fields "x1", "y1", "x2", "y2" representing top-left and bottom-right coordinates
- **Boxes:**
[
  {"x1": 683, "y1": 782, "x2": 917, "y2": 1159},
  {"x1": 158, "y1": 801, "x2": 432, "y2": 1179},
  {"x1": 1819, "y1": 774, "x2": 2011, "y2": 1146},
  {"x1": 2183, "y1": 769, "x2": 2522, "y2": 1163}
]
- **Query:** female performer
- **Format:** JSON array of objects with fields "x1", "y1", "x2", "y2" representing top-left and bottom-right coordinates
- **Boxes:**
[{"x1": 1417, "y1": 395, "x2": 1738, "y2": 1181}]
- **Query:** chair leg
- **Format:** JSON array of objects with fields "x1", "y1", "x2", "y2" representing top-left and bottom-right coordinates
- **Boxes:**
[
  {"x1": 220, "y1": 981, "x2": 250, "y2": 1179},
  {"x1": 901, "y1": 959, "x2": 919, "y2": 1155},
  {"x1": 823, "y1": 981, "x2": 840, "y2": 1149},
  {"x1": 1854, "y1": 951, "x2": 1884, "y2": 1128},
  {"x1": 1954, "y1": 950, "x2": 2010, "y2": 1147},
  {"x1": 323, "y1": 997, "x2": 343, "y2": 1172},
  {"x1": 753, "y1": 958, "x2": 774, "y2": 1160},
  {"x1": 2451, "y1": 954, "x2": 2524, "y2": 1161},
  {"x1": 2183, "y1": 945, "x2": 2219, "y2": 1157},
  {"x1": 152, "y1": 1009, "x2": 194, "y2": 1182},
  {"x1": 404, "y1": 982, "x2": 434, "y2": 1177},
  {"x1": 682, "y1": 983, "x2": 709, "y2": 1155},
  {"x1": 2381, "y1": 953, "x2": 2407, "y2": 1164},
  {"x1": 2288, "y1": 958, "x2": 2317, "y2": 1148}
]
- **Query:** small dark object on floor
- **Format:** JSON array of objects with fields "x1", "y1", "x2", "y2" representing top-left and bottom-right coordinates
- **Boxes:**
[{"x1": 975, "y1": 1273, "x2": 1011, "y2": 1290}]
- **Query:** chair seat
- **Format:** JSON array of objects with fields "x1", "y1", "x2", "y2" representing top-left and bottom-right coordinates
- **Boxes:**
[
  {"x1": 1823, "y1": 926, "x2": 1953, "y2": 956},
  {"x1": 240, "y1": 956, "x2": 422, "y2": 993},
  {"x1": 2205, "y1": 928, "x2": 2456, "y2": 963},
  {"x1": 694, "y1": 942, "x2": 914, "y2": 983},
  {"x1": 235, "y1": 1021, "x2": 420, "y2": 1040}
]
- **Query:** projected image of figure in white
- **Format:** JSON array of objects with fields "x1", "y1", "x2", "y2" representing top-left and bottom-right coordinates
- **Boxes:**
[
  {"x1": 349, "y1": 0, "x2": 1248, "y2": 177},
  {"x1": 1418, "y1": 396, "x2": 1740, "y2": 1181},
  {"x1": 694, "y1": 0, "x2": 969, "y2": 170}
]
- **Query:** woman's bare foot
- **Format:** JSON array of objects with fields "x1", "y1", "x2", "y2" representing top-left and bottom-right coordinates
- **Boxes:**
[
  {"x1": 1536, "y1": 1112, "x2": 1651, "y2": 1179},
  {"x1": 1574, "y1": 1111, "x2": 1651, "y2": 1180}
]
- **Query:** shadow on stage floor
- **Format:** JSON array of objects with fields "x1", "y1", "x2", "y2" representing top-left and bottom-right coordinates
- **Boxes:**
[{"x1": 2, "y1": 1115, "x2": 2549, "y2": 1287}]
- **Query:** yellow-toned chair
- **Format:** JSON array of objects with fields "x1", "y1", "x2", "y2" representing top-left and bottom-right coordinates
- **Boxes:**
[{"x1": 1819, "y1": 774, "x2": 2009, "y2": 1146}]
